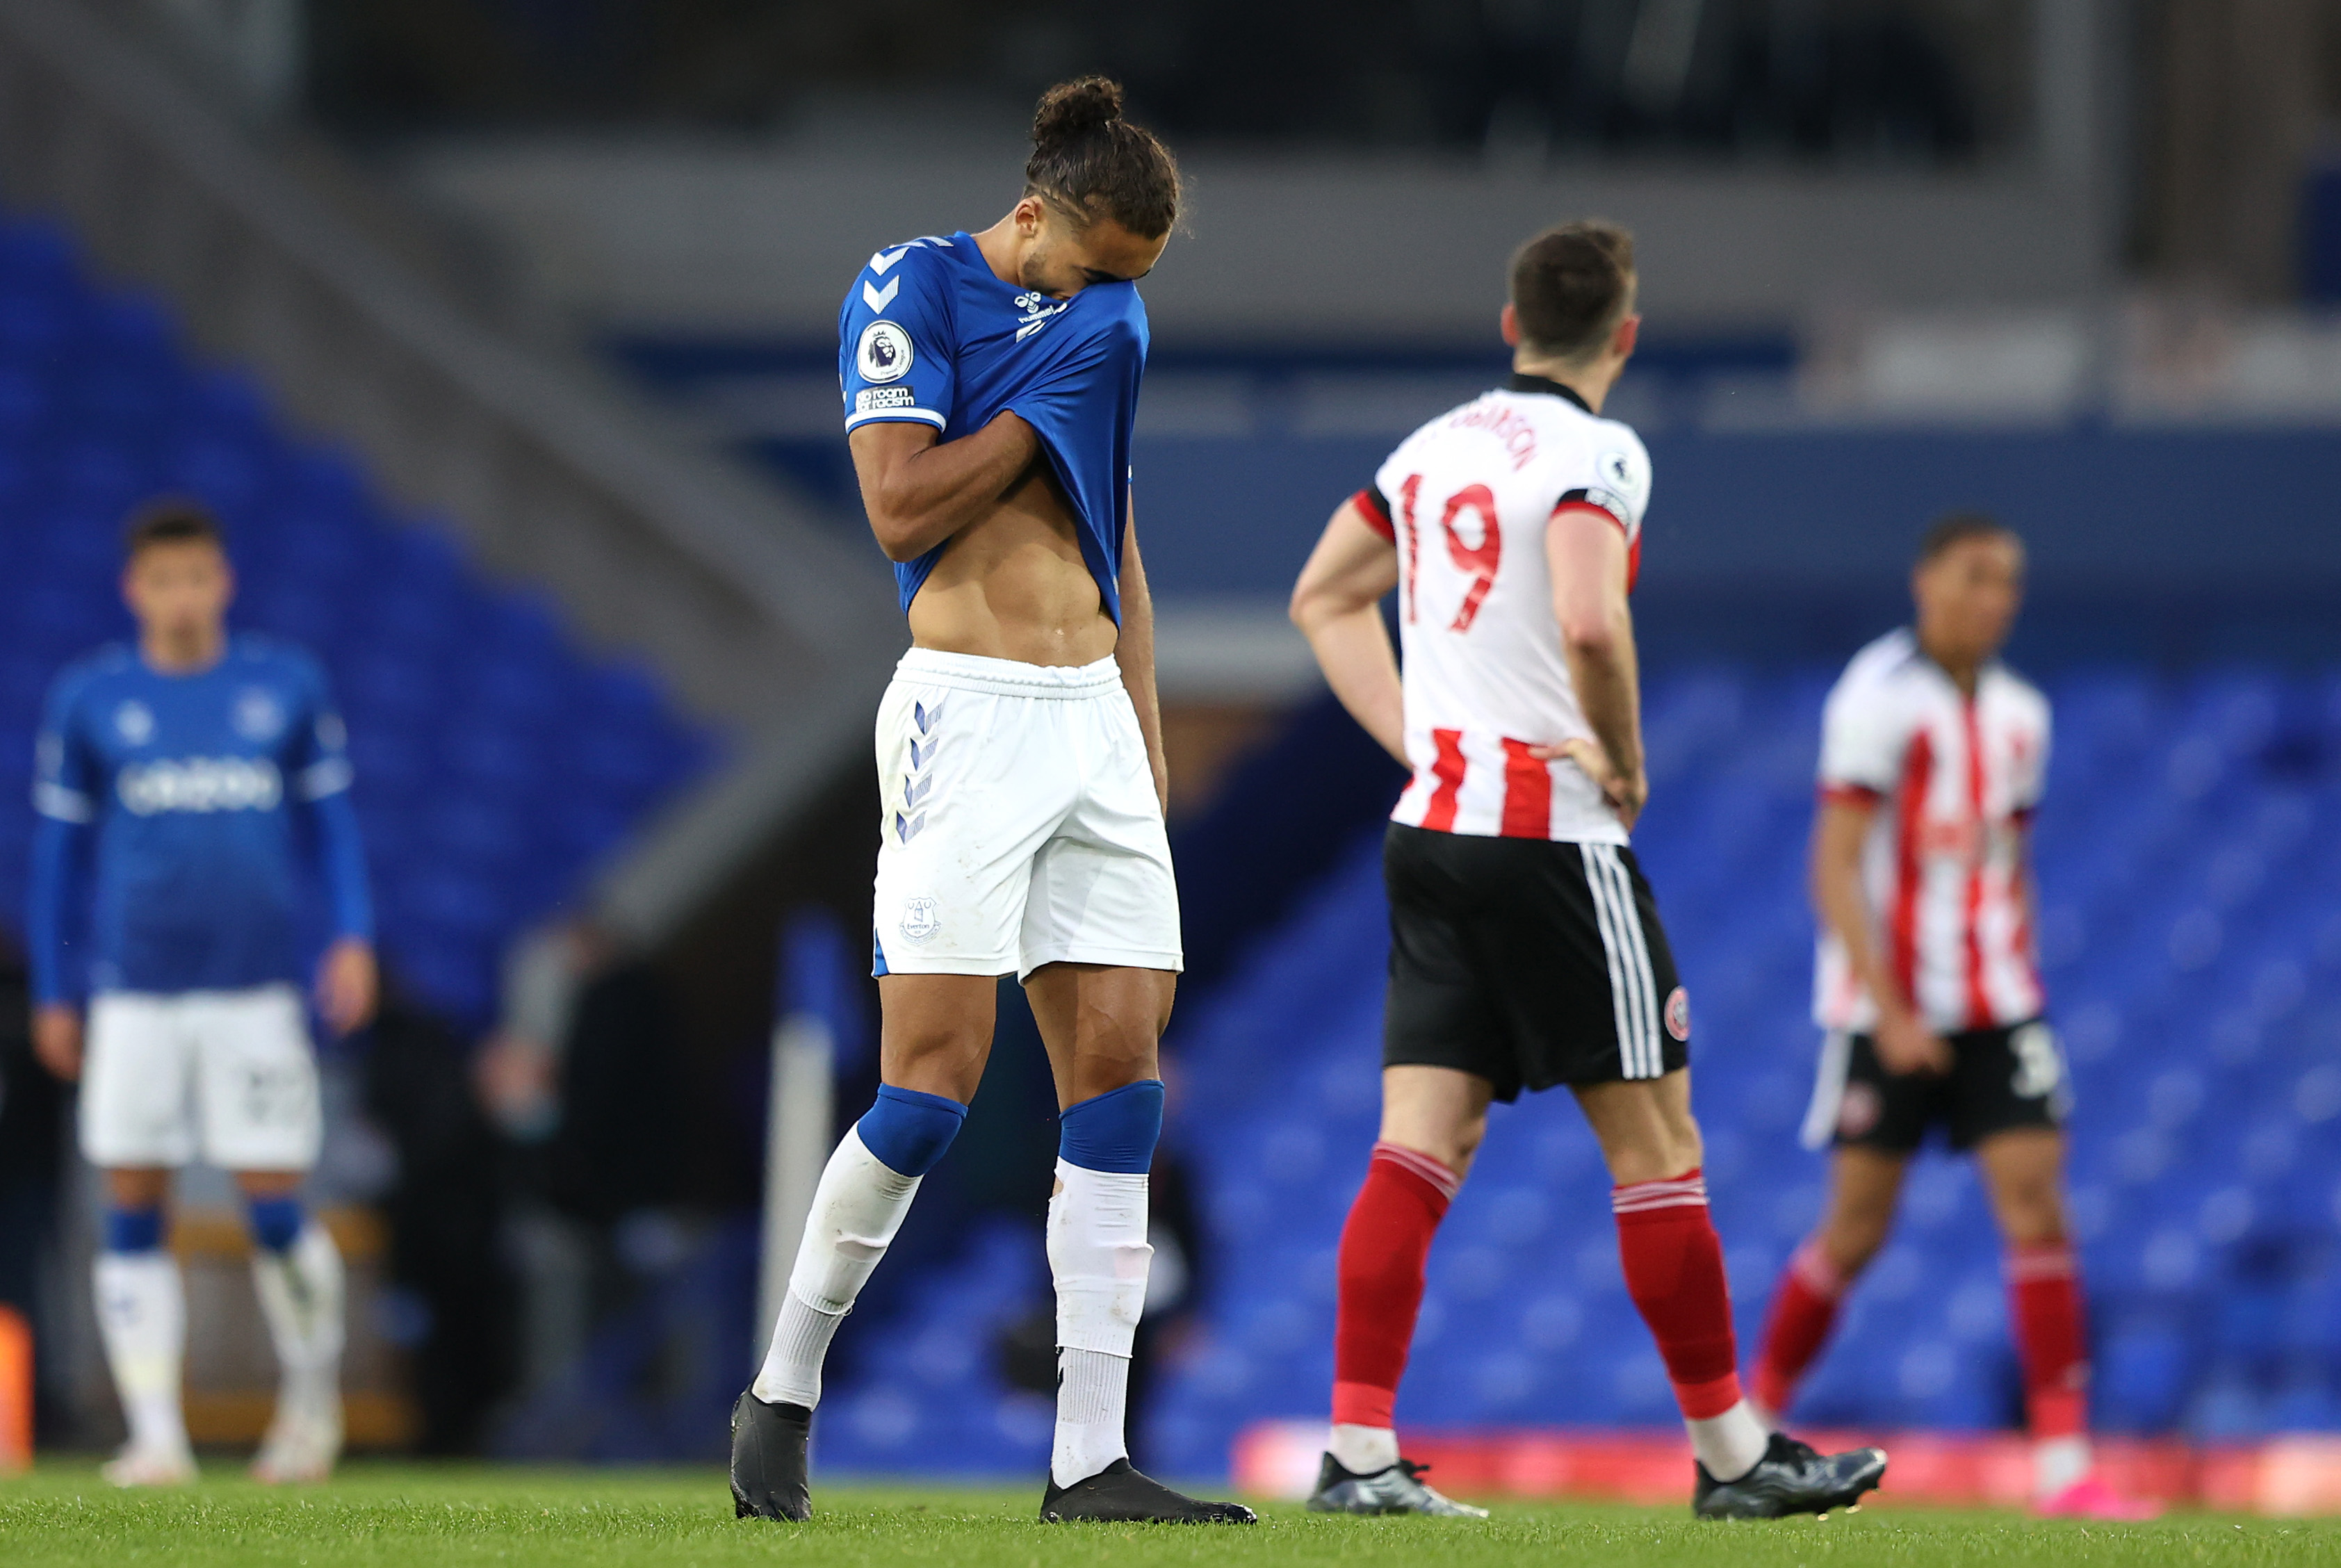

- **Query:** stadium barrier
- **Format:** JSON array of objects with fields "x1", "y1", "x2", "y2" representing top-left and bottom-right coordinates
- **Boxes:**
[{"x1": 1233, "y1": 1419, "x2": 2341, "y2": 1515}]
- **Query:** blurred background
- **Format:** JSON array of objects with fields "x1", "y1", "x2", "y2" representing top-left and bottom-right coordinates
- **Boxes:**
[{"x1": 0, "y1": 0, "x2": 2336, "y2": 1481}]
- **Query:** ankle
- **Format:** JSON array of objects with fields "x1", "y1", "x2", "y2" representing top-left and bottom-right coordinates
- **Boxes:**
[{"x1": 1328, "y1": 1423, "x2": 1398, "y2": 1475}]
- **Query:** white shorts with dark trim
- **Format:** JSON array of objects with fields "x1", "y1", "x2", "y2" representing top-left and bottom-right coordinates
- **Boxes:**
[
  {"x1": 79, "y1": 985, "x2": 322, "y2": 1170},
  {"x1": 870, "y1": 648, "x2": 1182, "y2": 981}
]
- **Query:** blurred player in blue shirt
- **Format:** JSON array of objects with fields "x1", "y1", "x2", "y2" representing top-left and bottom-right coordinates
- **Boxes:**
[
  {"x1": 731, "y1": 79, "x2": 1251, "y2": 1528},
  {"x1": 27, "y1": 500, "x2": 374, "y2": 1487}
]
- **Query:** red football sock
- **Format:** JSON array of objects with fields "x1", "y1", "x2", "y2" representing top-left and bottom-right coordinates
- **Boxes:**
[
  {"x1": 2008, "y1": 1241, "x2": 2089, "y2": 1439},
  {"x1": 1751, "y1": 1239, "x2": 1849, "y2": 1416},
  {"x1": 1330, "y1": 1141, "x2": 1458, "y2": 1428},
  {"x1": 1613, "y1": 1168, "x2": 1744, "y2": 1419}
]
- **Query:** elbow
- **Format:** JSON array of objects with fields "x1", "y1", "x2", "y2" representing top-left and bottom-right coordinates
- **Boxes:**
[
  {"x1": 1560, "y1": 616, "x2": 1617, "y2": 659},
  {"x1": 867, "y1": 508, "x2": 925, "y2": 563},
  {"x1": 1287, "y1": 586, "x2": 1316, "y2": 632},
  {"x1": 1289, "y1": 583, "x2": 1343, "y2": 637}
]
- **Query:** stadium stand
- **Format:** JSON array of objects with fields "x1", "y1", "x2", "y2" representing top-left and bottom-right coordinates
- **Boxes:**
[
  {"x1": 801, "y1": 662, "x2": 2341, "y2": 1478},
  {"x1": 0, "y1": 213, "x2": 712, "y2": 1024}
]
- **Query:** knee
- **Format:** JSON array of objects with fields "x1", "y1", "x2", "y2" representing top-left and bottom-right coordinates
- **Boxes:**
[
  {"x1": 1059, "y1": 1079, "x2": 1164, "y2": 1174},
  {"x1": 883, "y1": 1020, "x2": 990, "y2": 1102},
  {"x1": 1601, "y1": 1116, "x2": 1704, "y2": 1189},
  {"x1": 105, "y1": 1168, "x2": 170, "y2": 1210},
  {"x1": 1818, "y1": 1207, "x2": 1892, "y2": 1275},
  {"x1": 244, "y1": 1194, "x2": 307, "y2": 1254},
  {"x1": 102, "y1": 1204, "x2": 166, "y2": 1254},
  {"x1": 856, "y1": 1085, "x2": 970, "y2": 1178},
  {"x1": 1995, "y1": 1180, "x2": 2067, "y2": 1246},
  {"x1": 1445, "y1": 1114, "x2": 1488, "y2": 1178}
]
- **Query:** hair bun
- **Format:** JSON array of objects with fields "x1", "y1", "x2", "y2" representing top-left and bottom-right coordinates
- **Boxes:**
[{"x1": 1033, "y1": 76, "x2": 1124, "y2": 147}]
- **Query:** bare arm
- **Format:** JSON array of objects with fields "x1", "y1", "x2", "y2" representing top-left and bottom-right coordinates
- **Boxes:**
[
  {"x1": 1116, "y1": 500, "x2": 1170, "y2": 814},
  {"x1": 1811, "y1": 795, "x2": 1951, "y2": 1075},
  {"x1": 1290, "y1": 498, "x2": 1405, "y2": 765},
  {"x1": 848, "y1": 415, "x2": 1042, "y2": 562},
  {"x1": 1545, "y1": 508, "x2": 1645, "y2": 828}
]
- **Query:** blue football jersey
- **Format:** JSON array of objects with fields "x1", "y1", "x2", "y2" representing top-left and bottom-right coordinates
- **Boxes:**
[
  {"x1": 837, "y1": 232, "x2": 1147, "y2": 621},
  {"x1": 28, "y1": 635, "x2": 374, "y2": 1002}
]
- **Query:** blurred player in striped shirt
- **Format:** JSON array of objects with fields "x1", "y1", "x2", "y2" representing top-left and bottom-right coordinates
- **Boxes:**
[{"x1": 1748, "y1": 514, "x2": 2156, "y2": 1519}]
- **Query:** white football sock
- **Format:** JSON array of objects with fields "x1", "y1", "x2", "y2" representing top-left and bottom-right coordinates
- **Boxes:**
[
  {"x1": 1687, "y1": 1399, "x2": 1770, "y2": 1482},
  {"x1": 1329, "y1": 1422, "x2": 1400, "y2": 1475},
  {"x1": 94, "y1": 1251, "x2": 190, "y2": 1455},
  {"x1": 1054, "y1": 1348, "x2": 1130, "y2": 1487},
  {"x1": 2035, "y1": 1435, "x2": 2092, "y2": 1498},
  {"x1": 1047, "y1": 1160, "x2": 1151, "y2": 1487},
  {"x1": 252, "y1": 1222, "x2": 345, "y2": 1413},
  {"x1": 751, "y1": 1129, "x2": 921, "y2": 1407}
]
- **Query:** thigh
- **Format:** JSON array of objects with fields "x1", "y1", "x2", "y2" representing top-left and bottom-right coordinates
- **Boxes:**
[
  {"x1": 79, "y1": 993, "x2": 197, "y2": 1169},
  {"x1": 871, "y1": 680, "x2": 1066, "y2": 978},
  {"x1": 1381, "y1": 825, "x2": 1519, "y2": 1102},
  {"x1": 1022, "y1": 689, "x2": 1181, "y2": 980},
  {"x1": 1946, "y1": 1019, "x2": 2069, "y2": 1152},
  {"x1": 877, "y1": 973, "x2": 999, "y2": 1104},
  {"x1": 192, "y1": 986, "x2": 321, "y2": 1173},
  {"x1": 1024, "y1": 962, "x2": 1174, "y2": 1110}
]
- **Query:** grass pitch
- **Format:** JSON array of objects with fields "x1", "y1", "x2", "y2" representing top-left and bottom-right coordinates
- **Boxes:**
[{"x1": 2, "y1": 1462, "x2": 2333, "y2": 1567}]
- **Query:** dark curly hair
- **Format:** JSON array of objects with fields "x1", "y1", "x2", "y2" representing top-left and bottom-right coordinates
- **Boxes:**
[{"x1": 1024, "y1": 76, "x2": 1181, "y2": 240}]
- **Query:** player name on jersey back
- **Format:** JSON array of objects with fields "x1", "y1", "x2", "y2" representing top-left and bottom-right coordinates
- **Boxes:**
[{"x1": 1360, "y1": 375, "x2": 1652, "y2": 845}]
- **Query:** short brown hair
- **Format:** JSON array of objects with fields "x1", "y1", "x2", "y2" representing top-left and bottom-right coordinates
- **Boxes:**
[
  {"x1": 1025, "y1": 76, "x2": 1182, "y2": 240},
  {"x1": 1510, "y1": 220, "x2": 1636, "y2": 361},
  {"x1": 123, "y1": 496, "x2": 225, "y2": 560},
  {"x1": 1916, "y1": 511, "x2": 2018, "y2": 564}
]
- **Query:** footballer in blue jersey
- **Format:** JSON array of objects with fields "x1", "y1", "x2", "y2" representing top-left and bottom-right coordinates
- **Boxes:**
[
  {"x1": 26, "y1": 501, "x2": 372, "y2": 1487},
  {"x1": 732, "y1": 79, "x2": 1252, "y2": 1528}
]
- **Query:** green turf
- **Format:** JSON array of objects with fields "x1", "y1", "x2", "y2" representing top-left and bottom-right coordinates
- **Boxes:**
[{"x1": 1, "y1": 1462, "x2": 2333, "y2": 1567}]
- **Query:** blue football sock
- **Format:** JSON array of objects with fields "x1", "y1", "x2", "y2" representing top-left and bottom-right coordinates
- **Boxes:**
[
  {"x1": 104, "y1": 1205, "x2": 165, "y2": 1255},
  {"x1": 855, "y1": 1084, "x2": 968, "y2": 1177},
  {"x1": 245, "y1": 1195, "x2": 305, "y2": 1254},
  {"x1": 1058, "y1": 1079, "x2": 1164, "y2": 1174}
]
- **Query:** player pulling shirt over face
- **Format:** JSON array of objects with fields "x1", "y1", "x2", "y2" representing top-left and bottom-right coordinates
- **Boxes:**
[
  {"x1": 732, "y1": 76, "x2": 1252, "y2": 1529},
  {"x1": 840, "y1": 231, "x2": 1145, "y2": 624},
  {"x1": 838, "y1": 231, "x2": 1177, "y2": 986}
]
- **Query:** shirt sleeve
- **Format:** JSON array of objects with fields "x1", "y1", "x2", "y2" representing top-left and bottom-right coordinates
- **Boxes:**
[
  {"x1": 27, "y1": 673, "x2": 95, "y2": 1005},
  {"x1": 288, "y1": 660, "x2": 374, "y2": 942},
  {"x1": 839, "y1": 244, "x2": 956, "y2": 434},
  {"x1": 1818, "y1": 671, "x2": 1906, "y2": 803},
  {"x1": 32, "y1": 672, "x2": 96, "y2": 827},
  {"x1": 2014, "y1": 694, "x2": 2052, "y2": 818},
  {"x1": 1553, "y1": 426, "x2": 1653, "y2": 546},
  {"x1": 1352, "y1": 483, "x2": 1395, "y2": 540}
]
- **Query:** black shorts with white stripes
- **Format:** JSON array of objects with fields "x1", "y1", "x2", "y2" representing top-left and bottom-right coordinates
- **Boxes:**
[{"x1": 1381, "y1": 822, "x2": 1690, "y2": 1102}]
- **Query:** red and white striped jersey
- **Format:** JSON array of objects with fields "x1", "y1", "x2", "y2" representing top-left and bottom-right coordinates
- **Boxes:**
[
  {"x1": 1357, "y1": 375, "x2": 1653, "y2": 845},
  {"x1": 1813, "y1": 628, "x2": 2052, "y2": 1033}
]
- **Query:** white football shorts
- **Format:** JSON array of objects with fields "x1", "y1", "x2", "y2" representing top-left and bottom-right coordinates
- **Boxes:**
[
  {"x1": 871, "y1": 648, "x2": 1182, "y2": 981},
  {"x1": 79, "y1": 984, "x2": 323, "y2": 1171}
]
